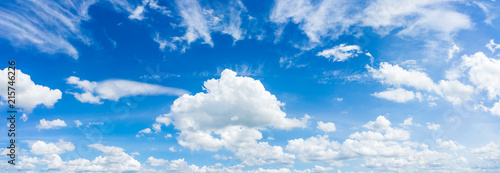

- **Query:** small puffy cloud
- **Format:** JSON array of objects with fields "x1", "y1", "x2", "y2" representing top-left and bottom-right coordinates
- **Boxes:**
[
  {"x1": 128, "y1": 5, "x2": 146, "y2": 20},
  {"x1": 29, "y1": 140, "x2": 75, "y2": 155},
  {"x1": 335, "y1": 97, "x2": 343, "y2": 102},
  {"x1": 372, "y1": 88, "x2": 419, "y2": 103},
  {"x1": 436, "y1": 139, "x2": 465, "y2": 150},
  {"x1": 139, "y1": 128, "x2": 152, "y2": 134},
  {"x1": 401, "y1": 117, "x2": 413, "y2": 126},
  {"x1": 165, "y1": 134, "x2": 172, "y2": 138},
  {"x1": 37, "y1": 119, "x2": 67, "y2": 130},
  {"x1": 0, "y1": 68, "x2": 62, "y2": 112},
  {"x1": 363, "y1": 116, "x2": 391, "y2": 131},
  {"x1": 317, "y1": 44, "x2": 362, "y2": 62},
  {"x1": 75, "y1": 120, "x2": 82, "y2": 127},
  {"x1": 426, "y1": 122, "x2": 440, "y2": 130},
  {"x1": 490, "y1": 101, "x2": 500, "y2": 117},
  {"x1": 317, "y1": 121, "x2": 336, "y2": 132},
  {"x1": 66, "y1": 76, "x2": 188, "y2": 104},
  {"x1": 21, "y1": 114, "x2": 28, "y2": 122}
]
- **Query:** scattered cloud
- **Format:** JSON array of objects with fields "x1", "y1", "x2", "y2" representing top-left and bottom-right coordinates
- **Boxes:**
[
  {"x1": 66, "y1": 76, "x2": 188, "y2": 104},
  {"x1": 36, "y1": 119, "x2": 67, "y2": 130},
  {"x1": 426, "y1": 122, "x2": 440, "y2": 130},
  {"x1": 74, "y1": 120, "x2": 82, "y2": 127},
  {"x1": 372, "y1": 88, "x2": 421, "y2": 103},
  {"x1": 0, "y1": 68, "x2": 62, "y2": 112},
  {"x1": 317, "y1": 44, "x2": 362, "y2": 62},
  {"x1": 317, "y1": 121, "x2": 336, "y2": 132}
]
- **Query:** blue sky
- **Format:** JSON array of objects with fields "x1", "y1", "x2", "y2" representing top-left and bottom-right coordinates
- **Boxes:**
[{"x1": 1, "y1": 0, "x2": 500, "y2": 172}]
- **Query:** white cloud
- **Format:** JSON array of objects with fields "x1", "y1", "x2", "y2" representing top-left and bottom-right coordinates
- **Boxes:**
[
  {"x1": 426, "y1": 122, "x2": 440, "y2": 130},
  {"x1": 486, "y1": 39, "x2": 500, "y2": 53},
  {"x1": 286, "y1": 135, "x2": 341, "y2": 163},
  {"x1": 165, "y1": 134, "x2": 172, "y2": 138},
  {"x1": 462, "y1": 52, "x2": 500, "y2": 99},
  {"x1": 66, "y1": 76, "x2": 188, "y2": 104},
  {"x1": 0, "y1": 68, "x2": 62, "y2": 112},
  {"x1": 29, "y1": 140, "x2": 74, "y2": 155},
  {"x1": 317, "y1": 121, "x2": 336, "y2": 132},
  {"x1": 368, "y1": 62, "x2": 438, "y2": 93},
  {"x1": 0, "y1": 0, "x2": 99, "y2": 59},
  {"x1": 363, "y1": 116, "x2": 391, "y2": 131},
  {"x1": 170, "y1": 0, "x2": 246, "y2": 50},
  {"x1": 372, "y1": 88, "x2": 418, "y2": 103},
  {"x1": 21, "y1": 114, "x2": 28, "y2": 122},
  {"x1": 361, "y1": 0, "x2": 471, "y2": 38},
  {"x1": 139, "y1": 128, "x2": 152, "y2": 134},
  {"x1": 36, "y1": 119, "x2": 67, "y2": 130},
  {"x1": 400, "y1": 117, "x2": 413, "y2": 126},
  {"x1": 436, "y1": 139, "x2": 465, "y2": 151},
  {"x1": 129, "y1": 5, "x2": 146, "y2": 20},
  {"x1": 437, "y1": 80, "x2": 474, "y2": 105},
  {"x1": 490, "y1": 101, "x2": 500, "y2": 117},
  {"x1": 447, "y1": 44, "x2": 460, "y2": 61},
  {"x1": 74, "y1": 120, "x2": 82, "y2": 127},
  {"x1": 317, "y1": 44, "x2": 362, "y2": 62},
  {"x1": 153, "y1": 69, "x2": 308, "y2": 165},
  {"x1": 270, "y1": 0, "x2": 471, "y2": 45},
  {"x1": 335, "y1": 97, "x2": 343, "y2": 102},
  {"x1": 270, "y1": 0, "x2": 356, "y2": 43},
  {"x1": 169, "y1": 147, "x2": 176, "y2": 152}
]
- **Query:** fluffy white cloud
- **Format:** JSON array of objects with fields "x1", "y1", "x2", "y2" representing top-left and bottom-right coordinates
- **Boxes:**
[
  {"x1": 317, "y1": 121, "x2": 336, "y2": 132},
  {"x1": 368, "y1": 62, "x2": 437, "y2": 93},
  {"x1": 436, "y1": 139, "x2": 465, "y2": 151},
  {"x1": 75, "y1": 120, "x2": 82, "y2": 127},
  {"x1": 154, "y1": 69, "x2": 308, "y2": 165},
  {"x1": 490, "y1": 101, "x2": 500, "y2": 117},
  {"x1": 36, "y1": 119, "x2": 67, "y2": 130},
  {"x1": 461, "y1": 52, "x2": 500, "y2": 99},
  {"x1": 426, "y1": 122, "x2": 440, "y2": 130},
  {"x1": 286, "y1": 135, "x2": 341, "y2": 163},
  {"x1": 372, "y1": 88, "x2": 420, "y2": 103},
  {"x1": 29, "y1": 140, "x2": 74, "y2": 155},
  {"x1": 66, "y1": 76, "x2": 188, "y2": 104},
  {"x1": 363, "y1": 116, "x2": 391, "y2": 131},
  {"x1": 317, "y1": 44, "x2": 362, "y2": 62},
  {"x1": 0, "y1": 68, "x2": 62, "y2": 112},
  {"x1": 400, "y1": 117, "x2": 413, "y2": 126},
  {"x1": 369, "y1": 62, "x2": 475, "y2": 106},
  {"x1": 21, "y1": 113, "x2": 28, "y2": 122},
  {"x1": 139, "y1": 128, "x2": 152, "y2": 134},
  {"x1": 437, "y1": 80, "x2": 474, "y2": 105},
  {"x1": 447, "y1": 44, "x2": 460, "y2": 61}
]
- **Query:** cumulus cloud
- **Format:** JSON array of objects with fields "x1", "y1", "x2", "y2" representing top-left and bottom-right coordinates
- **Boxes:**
[
  {"x1": 66, "y1": 76, "x2": 188, "y2": 104},
  {"x1": 436, "y1": 139, "x2": 465, "y2": 151},
  {"x1": 0, "y1": 68, "x2": 62, "y2": 112},
  {"x1": 36, "y1": 119, "x2": 67, "y2": 130},
  {"x1": 461, "y1": 52, "x2": 500, "y2": 99},
  {"x1": 426, "y1": 122, "x2": 440, "y2": 130},
  {"x1": 153, "y1": 69, "x2": 308, "y2": 165},
  {"x1": 285, "y1": 116, "x2": 469, "y2": 172},
  {"x1": 372, "y1": 88, "x2": 420, "y2": 103},
  {"x1": 29, "y1": 140, "x2": 74, "y2": 155},
  {"x1": 317, "y1": 121, "x2": 336, "y2": 132},
  {"x1": 317, "y1": 44, "x2": 362, "y2": 62},
  {"x1": 368, "y1": 62, "x2": 474, "y2": 105}
]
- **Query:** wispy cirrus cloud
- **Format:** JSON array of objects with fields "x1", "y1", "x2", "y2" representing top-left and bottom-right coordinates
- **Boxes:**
[{"x1": 66, "y1": 76, "x2": 189, "y2": 104}]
